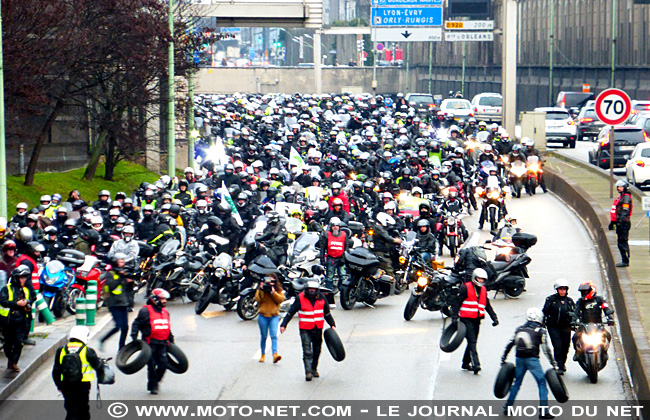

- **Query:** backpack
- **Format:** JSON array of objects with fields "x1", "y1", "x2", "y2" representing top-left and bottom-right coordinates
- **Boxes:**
[{"x1": 60, "y1": 344, "x2": 85, "y2": 383}]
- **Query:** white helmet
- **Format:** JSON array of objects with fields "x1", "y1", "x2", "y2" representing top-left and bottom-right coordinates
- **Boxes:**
[
  {"x1": 91, "y1": 215, "x2": 103, "y2": 230},
  {"x1": 526, "y1": 307, "x2": 544, "y2": 324},
  {"x1": 412, "y1": 187, "x2": 423, "y2": 195},
  {"x1": 252, "y1": 160, "x2": 263, "y2": 168},
  {"x1": 384, "y1": 201, "x2": 397, "y2": 211},
  {"x1": 184, "y1": 167, "x2": 195, "y2": 174},
  {"x1": 471, "y1": 268, "x2": 488, "y2": 286},
  {"x1": 69, "y1": 326, "x2": 90, "y2": 344},
  {"x1": 553, "y1": 278, "x2": 569, "y2": 291},
  {"x1": 376, "y1": 212, "x2": 396, "y2": 227}
]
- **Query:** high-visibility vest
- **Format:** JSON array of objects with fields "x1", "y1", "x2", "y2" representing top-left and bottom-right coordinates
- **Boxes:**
[
  {"x1": 145, "y1": 305, "x2": 170, "y2": 343},
  {"x1": 15, "y1": 255, "x2": 40, "y2": 291},
  {"x1": 327, "y1": 231, "x2": 346, "y2": 258},
  {"x1": 459, "y1": 282, "x2": 487, "y2": 319},
  {"x1": 298, "y1": 293, "x2": 325, "y2": 330},
  {"x1": 59, "y1": 342, "x2": 95, "y2": 382},
  {"x1": 611, "y1": 192, "x2": 632, "y2": 222},
  {"x1": 0, "y1": 283, "x2": 30, "y2": 318},
  {"x1": 103, "y1": 272, "x2": 123, "y2": 295}
]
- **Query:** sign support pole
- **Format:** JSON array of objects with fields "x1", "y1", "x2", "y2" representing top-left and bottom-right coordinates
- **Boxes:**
[{"x1": 610, "y1": 125, "x2": 614, "y2": 198}]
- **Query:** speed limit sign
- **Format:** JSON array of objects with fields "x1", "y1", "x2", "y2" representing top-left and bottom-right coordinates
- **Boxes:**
[{"x1": 595, "y1": 88, "x2": 632, "y2": 125}]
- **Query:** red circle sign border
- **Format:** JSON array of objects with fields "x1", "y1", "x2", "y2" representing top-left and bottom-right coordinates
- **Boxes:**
[{"x1": 595, "y1": 88, "x2": 632, "y2": 126}]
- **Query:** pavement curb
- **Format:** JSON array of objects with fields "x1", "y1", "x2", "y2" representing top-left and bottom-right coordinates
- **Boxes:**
[
  {"x1": 545, "y1": 167, "x2": 650, "y2": 419},
  {"x1": 0, "y1": 312, "x2": 112, "y2": 401}
]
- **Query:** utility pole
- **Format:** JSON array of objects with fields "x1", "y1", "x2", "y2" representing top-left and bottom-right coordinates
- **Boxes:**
[
  {"x1": 501, "y1": 0, "x2": 518, "y2": 138},
  {"x1": 405, "y1": 43, "x2": 410, "y2": 93},
  {"x1": 0, "y1": 1, "x2": 6, "y2": 218},
  {"x1": 186, "y1": 21, "x2": 195, "y2": 169},
  {"x1": 314, "y1": 29, "x2": 322, "y2": 94},
  {"x1": 611, "y1": 0, "x2": 617, "y2": 87},
  {"x1": 428, "y1": 42, "x2": 433, "y2": 94},
  {"x1": 167, "y1": 0, "x2": 176, "y2": 176},
  {"x1": 548, "y1": 0, "x2": 554, "y2": 105},
  {"x1": 461, "y1": 41, "x2": 466, "y2": 97}
]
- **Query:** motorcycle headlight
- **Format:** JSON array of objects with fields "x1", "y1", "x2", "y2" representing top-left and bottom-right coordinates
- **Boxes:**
[
  {"x1": 447, "y1": 217, "x2": 456, "y2": 225},
  {"x1": 43, "y1": 273, "x2": 56, "y2": 286},
  {"x1": 215, "y1": 268, "x2": 226, "y2": 277},
  {"x1": 238, "y1": 247, "x2": 246, "y2": 255},
  {"x1": 475, "y1": 186, "x2": 484, "y2": 195},
  {"x1": 530, "y1": 163, "x2": 540, "y2": 172},
  {"x1": 417, "y1": 276, "x2": 428, "y2": 287},
  {"x1": 511, "y1": 167, "x2": 526, "y2": 177},
  {"x1": 583, "y1": 333, "x2": 603, "y2": 347},
  {"x1": 399, "y1": 256, "x2": 406, "y2": 265}
]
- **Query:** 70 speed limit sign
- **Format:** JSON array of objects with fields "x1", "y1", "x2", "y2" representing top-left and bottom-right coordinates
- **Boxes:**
[{"x1": 595, "y1": 88, "x2": 632, "y2": 125}]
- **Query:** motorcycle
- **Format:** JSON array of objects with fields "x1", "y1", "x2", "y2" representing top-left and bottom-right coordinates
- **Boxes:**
[
  {"x1": 574, "y1": 322, "x2": 611, "y2": 384},
  {"x1": 194, "y1": 252, "x2": 240, "y2": 315},
  {"x1": 440, "y1": 211, "x2": 465, "y2": 258},
  {"x1": 526, "y1": 155, "x2": 542, "y2": 195},
  {"x1": 286, "y1": 232, "x2": 320, "y2": 280},
  {"x1": 395, "y1": 231, "x2": 417, "y2": 294},
  {"x1": 39, "y1": 260, "x2": 76, "y2": 318},
  {"x1": 185, "y1": 235, "x2": 229, "y2": 302},
  {"x1": 476, "y1": 176, "x2": 503, "y2": 232},
  {"x1": 147, "y1": 239, "x2": 203, "y2": 299},
  {"x1": 508, "y1": 161, "x2": 527, "y2": 199},
  {"x1": 340, "y1": 247, "x2": 395, "y2": 310},
  {"x1": 404, "y1": 264, "x2": 460, "y2": 321}
]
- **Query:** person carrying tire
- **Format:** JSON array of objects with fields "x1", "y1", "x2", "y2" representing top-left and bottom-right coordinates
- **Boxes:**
[
  {"x1": 451, "y1": 268, "x2": 498, "y2": 374},
  {"x1": 501, "y1": 308, "x2": 557, "y2": 419},
  {"x1": 52, "y1": 326, "x2": 103, "y2": 420},
  {"x1": 131, "y1": 288, "x2": 174, "y2": 395},
  {"x1": 542, "y1": 279, "x2": 575, "y2": 374},
  {"x1": 254, "y1": 273, "x2": 284, "y2": 364},
  {"x1": 609, "y1": 179, "x2": 632, "y2": 267},
  {"x1": 99, "y1": 253, "x2": 133, "y2": 352},
  {"x1": 280, "y1": 280, "x2": 336, "y2": 381},
  {"x1": 0, "y1": 265, "x2": 34, "y2": 372}
]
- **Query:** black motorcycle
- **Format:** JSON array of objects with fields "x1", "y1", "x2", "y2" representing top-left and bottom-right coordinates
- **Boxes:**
[
  {"x1": 195, "y1": 253, "x2": 242, "y2": 314},
  {"x1": 340, "y1": 247, "x2": 395, "y2": 310},
  {"x1": 574, "y1": 322, "x2": 611, "y2": 384},
  {"x1": 404, "y1": 267, "x2": 461, "y2": 320}
]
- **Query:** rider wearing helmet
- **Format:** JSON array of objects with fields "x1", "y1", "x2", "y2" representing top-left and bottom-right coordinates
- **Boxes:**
[
  {"x1": 93, "y1": 190, "x2": 112, "y2": 216},
  {"x1": 572, "y1": 281, "x2": 615, "y2": 366},
  {"x1": 521, "y1": 137, "x2": 547, "y2": 193},
  {"x1": 257, "y1": 212, "x2": 289, "y2": 267},
  {"x1": 325, "y1": 197, "x2": 350, "y2": 225},
  {"x1": 0, "y1": 265, "x2": 35, "y2": 371},
  {"x1": 414, "y1": 219, "x2": 437, "y2": 263},
  {"x1": 108, "y1": 225, "x2": 140, "y2": 265},
  {"x1": 42, "y1": 225, "x2": 65, "y2": 259},
  {"x1": 502, "y1": 307, "x2": 557, "y2": 419},
  {"x1": 610, "y1": 179, "x2": 632, "y2": 267},
  {"x1": 131, "y1": 288, "x2": 174, "y2": 394},
  {"x1": 541, "y1": 279, "x2": 576, "y2": 374},
  {"x1": 11, "y1": 202, "x2": 29, "y2": 228},
  {"x1": 371, "y1": 212, "x2": 402, "y2": 279},
  {"x1": 452, "y1": 268, "x2": 499, "y2": 374},
  {"x1": 319, "y1": 217, "x2": 352, "y2": 305},
  {"x1": 173, "y1": 180, "x2": 194, "y2": 208}
]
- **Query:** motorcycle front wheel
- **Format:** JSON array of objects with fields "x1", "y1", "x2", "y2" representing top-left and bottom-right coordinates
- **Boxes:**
[
  {"x1": 404, "y1": 294, "x2": 420, "y2": 321},
  {"x1": 505, "y1": 284, "x2": 525, "y2": 298},
  {"x1": 195, "y1": 286, "x2": 215, "y2": 315},
  {"x1": 587, "y1": 353, "x2": 599, "y2": 384},
  {"x1": 340, "y1": 285, "x2": 357, "y2": 310},
  {"x1": 236, "y1": 294, "x2": 259, "y2": 320},
  {"x1": 66, "y1": 288, "x2": 86, "y2": 315},
  {"x1": 448, "y1": 238, "x2": 457, "y2": 259},
  {"x1": 52, "y1": 293, "x2": 66, "y2": 318},
  {"x1": 489, "y1": 207, "x2": 498, "y2": 232}
]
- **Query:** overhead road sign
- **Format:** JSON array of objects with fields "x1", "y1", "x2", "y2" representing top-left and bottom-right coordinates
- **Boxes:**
[
  {"x1": 595, "y1": 88, "x2": 631, "y2": 126},
  {"x1": 445, "y1": 20, "x2": 494, "y2": 30},
  {"x1": 444, "y1": 31, "x2": 494, "y2": 41},
  {"x1": 371, "y1": 7, "x2": 443, "y2": 26},
  {"x1": 372, "y1": 27, "x2": 442, "y2": 42},
  {"x1": 372, "y1": 0, "x2": 443, "y2": 5}
]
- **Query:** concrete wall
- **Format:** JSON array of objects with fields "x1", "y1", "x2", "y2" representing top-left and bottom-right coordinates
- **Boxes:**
[{"x1": 195, "y1": 67, "x2": 411, "y2": 95}]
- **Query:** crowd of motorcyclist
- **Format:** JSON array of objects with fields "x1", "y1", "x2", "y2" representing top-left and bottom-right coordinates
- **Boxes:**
[{"x1": 0, "y1": 91, "x2": 615, "y2": 391}]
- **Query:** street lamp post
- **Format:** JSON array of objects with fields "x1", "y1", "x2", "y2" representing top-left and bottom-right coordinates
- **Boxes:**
[
  {"x1": 0, "y1": 1, "x2": 7, "y2": 218},
  {"x1": 167, "y1": 0, "x2": 176, "y2": 177}
]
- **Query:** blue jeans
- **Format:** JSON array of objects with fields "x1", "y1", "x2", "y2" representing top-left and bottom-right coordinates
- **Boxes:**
[
  {"x1": 325, "y1": 256, "x2": 348, "y2": 290},
  {"x1": 258, "y1": 315, "x2": 279, "y2": 355},
  {"x1": 505, "y1": 357, "x2": 548, "y2": 408},
  {"x1": 420, "y1": 252, "x2": 432, "y2": 263}
]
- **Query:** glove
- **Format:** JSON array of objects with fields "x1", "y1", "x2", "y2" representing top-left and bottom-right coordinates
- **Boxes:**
[
  {"x1": 500, "y1": 357, "x2": 507, "y2": 366},
  {"x1": 608, "y1": 221, "x2": 616, "y2": 231},
  {"x1": 492, "y1": 320, "x2": 499, "y2": 327},
  {"x1": 607, "y1": 318, "x2": 615, "y2": 326}
]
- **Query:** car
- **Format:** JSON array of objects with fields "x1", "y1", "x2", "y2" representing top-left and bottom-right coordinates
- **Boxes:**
[
  {"x1": 439, "y1": 98, "x2": 473, "y2": 120},
  {"x1": 625, "y1": 143, "x2": 650, "y2": 187},
  {"x1": 556, "y1": 91, "x2": 595, "y2": 118},
  {"x1": 471, "y1": 93, "x2": 503, "y2": 122},
  {"x1": 631, "y1": 100, "x2": 650, "y2": 116},
  {"x1": 575, "y1": 107, "x2": 605, "y2": 141},
  {"x1": 629, "y1": 111, "x2": 650, "y2": 137},
  {"x1": 588, "y1": 126, "x2": 648, "y2": 169},
  {"x1": 533, "y1": 107, "x2": 578, "y2": 148},
  {"x1": 405, "y1": 93, "x2": 436, "y2": 116}
]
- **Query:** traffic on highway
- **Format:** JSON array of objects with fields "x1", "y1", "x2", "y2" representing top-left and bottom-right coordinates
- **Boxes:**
[{"x1": 0, "y1": 91, "x2": 638, "y2": 420}]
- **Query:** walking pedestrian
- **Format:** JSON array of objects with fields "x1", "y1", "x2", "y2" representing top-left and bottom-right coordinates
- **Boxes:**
[
  {"x1": 255, "y1": 273, "x2": 284, "y2": 364},
  {"x1": 542, "y1": 279, "x2": 575, "y2": 374},
  {"x1": 99, "y1": 253, "x2": 133, "y2": 351},
  {"x1": 0, "y1": 266, "x2": 35, "y2": 371}
]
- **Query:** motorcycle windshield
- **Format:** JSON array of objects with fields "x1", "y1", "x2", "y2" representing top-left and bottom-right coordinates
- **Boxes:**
[
  {"x1": 527, "y1": 156, "x2": 539, "y2": 165},
  {"x1": 293, "y1": 232, "x2": 319, "y2": 255},
  {"x1": 243, "y1": 216, "x2": 268, "y2": 247},
  {"x1": 285, "y1": 218, "x2": 304, "y2": 234},
  {"x1": 46, "y1": 260, "x2": 65, "y2": 275},
  {"x1": 213, "y1": 253, "x2": 233, "y2": 270},
  {"x1": 405, "y1": 231, "x2": 416, "y2": 243},
  {"x1": 159, "y1": 239, "x2": 180, "y2": 258},
  {"x1": 486, "y1": 176, "x2": 500, "y2": 189}
]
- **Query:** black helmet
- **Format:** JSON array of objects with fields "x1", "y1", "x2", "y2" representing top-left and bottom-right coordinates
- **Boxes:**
[
  {"x1": 267, "y1": 211, "x2": 280, "y2": 225},
  {"x1": 12, "y1": 265, "x2": 30, "y2": 280},
  {"x1": 169, "y1": 204, "x2": 181, "y2": 216},
  {"x1": 207, "y1": 216, "x2": 223, "y2": 230},
  {"x1": 419, "y1": 202, "x2": 431, "y2": 213}
]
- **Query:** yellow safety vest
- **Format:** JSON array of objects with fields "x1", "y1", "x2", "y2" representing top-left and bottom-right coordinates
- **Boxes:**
[
  {"x1": 104, "y1": 273, "x2": 123, "y2": 295},
  {"x1": 59, "y1": 342, "x2": 95, "y2": 382},
  {"x1": 0, "y1": 284, "x2": 30, "y2": 318}
]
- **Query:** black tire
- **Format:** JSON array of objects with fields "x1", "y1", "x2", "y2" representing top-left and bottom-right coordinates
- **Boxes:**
[
  {"x1": 116, "y1": 340, "x2": 152, "y2": 375},
  {"x1": 394, "y1": 278, "x2": 408, "y2": 295},
  {"x1": 545, "y1": 368, "x2": 569, "y2": 402},
  {"x1": 186, "y1": 282, "x2": 203, "y2": 302},
  {"x1": 587, "y1": 353, "x2": 599, "y2": 384},
  {"x1": 440, "y1": 320, "x2": 466, "y2": 353},
  {"x1": 449, "y1": 239, "x2": 457, "y2": 259},
  {"x1": 441, "y1": 305, "x2": 453, "y2": 318},
  {"x1": 505, "y1": 284, "x2": 525, "y2": 298},
  {"x1": 494, "y1": 362, "x2": 516, "y2": 399},
  {"x1": 66, "y1": 288, "x2": 85, "y2": 315},
  {"x1": 236, "y1": 293, "x2": 259, "y2": 321},
  {"x1": 489, "y1": 207, "x2": 497, "y2": 232},
  {"x1": 340, "y1": 285, "x2": 357, "y2": 310},
  {"x1": 52, "y1": 294, "x2": 66, "y2": 318},
  {"x1": 515, "y1": 180, "x2": 522, "y2": 198},
  {"x1": 323, "y1": 328, "x2": 346, "y2": 362},
  {"x1": 195, "y1": 287, "x2": 214, "y2": 315},
  {"x1": 404, "y1": 294, "x2": 420, "y2": 321},
  {"x1": 569, "y1": 139, "x2": 576, "y2": 149},
  {"x1": 167, "y1": 343, "x2": 189, "y2": 374}
]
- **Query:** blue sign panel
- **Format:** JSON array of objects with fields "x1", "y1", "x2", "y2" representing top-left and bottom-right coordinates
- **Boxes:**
[
  {"x1": 372, "y1": 0, "x2": 443, "y2": 5},
  {"x1": 220, "y1": 27, "x2": 241, "y2": 33},
  {"x1": 371, "y1": 6, "x2": 443, "y2": 26}
]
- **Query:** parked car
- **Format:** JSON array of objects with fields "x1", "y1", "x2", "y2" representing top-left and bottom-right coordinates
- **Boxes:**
[
  {"x1": 471, "y1": 93, "x2": 503, "y2": 122},
  {"x1": 556, "y1": 91, "x2": 595, "y2": 118},
  {"x1": 588, "y1": 126, "x2": 648, "y2": 169},
  {"x1": 534, "y1": 107, "x2": 578, "y2": 148},
  {"x1": 629, "y1": 111, "x2": 650, "y2": 137},
  {"x1": 625, "y1": 143, "x2": 650, "y2": 187},
  {"x1": 439, "y1": 98, "x2": 473, "y2": 120},
  {"x1": 575, "y1": 107, "x2": 605, "y2": 141},
  {"x1": 405, "y1": 93, "x2": 436, "y2": 115}
]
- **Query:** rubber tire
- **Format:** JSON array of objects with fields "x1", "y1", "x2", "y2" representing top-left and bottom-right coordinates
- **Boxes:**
[
  {"x1": 195, "y1": 287, "x2": 214, "y2": 315},
  {"x1": 449, "y1": 239, "x2": 457, "y2": 259},
  {"x1": 340, "y1": 285, "x2": 357, "y2": 310},
  {"x1": 587, "y1": 353, "x2": 599, "y2": 384},
  {"x1": 505, "y1": 284, "x2": 525, "y2": 298},
  {"x1": 494, "y1": 362, "x2": 516, "y2": 399},
  {"x1": 569, "y1": 139, "x2": 576, "y2": 149},
  {"x1": 323, "y1": 328, "x2": 346, "y2": 362},
  {"x1": 167, "y1": 343, "x2": 189, "y2": 374},
  {"x1": 489, "y1": 207, "x2": 497, "y2": 233},
  {"x1": 116, "y1": 340, "x2": 152, "y2": 375},
  {"x1": 186, "y1": 283, "x2": 203, "y2": 302},
  {"x1": 404, "y1": 294, "x2": 420, "y2": 321},
  {"x1": 545, "y1": 368, "x2": 569, "y2": 402},
  {"x1": 236, "y1": 293, "x2": 259, "y2": 321},
  {"x1": 66, "y1": 288, "x2": 85, "y2": 315},
  {"x1": 52, "y1": 294, "x2": 66, "y2": 318},
  {"x1": 440, "y1": 320, "x2": 467, "y2": 353}
]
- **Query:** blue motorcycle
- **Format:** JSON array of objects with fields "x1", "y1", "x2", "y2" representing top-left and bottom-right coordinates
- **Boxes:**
[{"x1": 39, "y1": 260, "x2": 76, "y2": 319}]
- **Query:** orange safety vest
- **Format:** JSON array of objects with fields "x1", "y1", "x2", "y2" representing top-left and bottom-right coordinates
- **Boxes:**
[
  {"x1": 298, "y1": 293, "x2": 325, "y2": 330},
  {"x1": 459, "y1": 282, "x2": 487, "y2": 319},
  {"x1": 326, "y1": 231, "x2": 346, "y2": 258},
  {"x1": 15, "y1": 255, "x2": 40, "y2": 291},
  {"x1": 610, "y1": 192, "x2": 632, "y2": 222}
]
